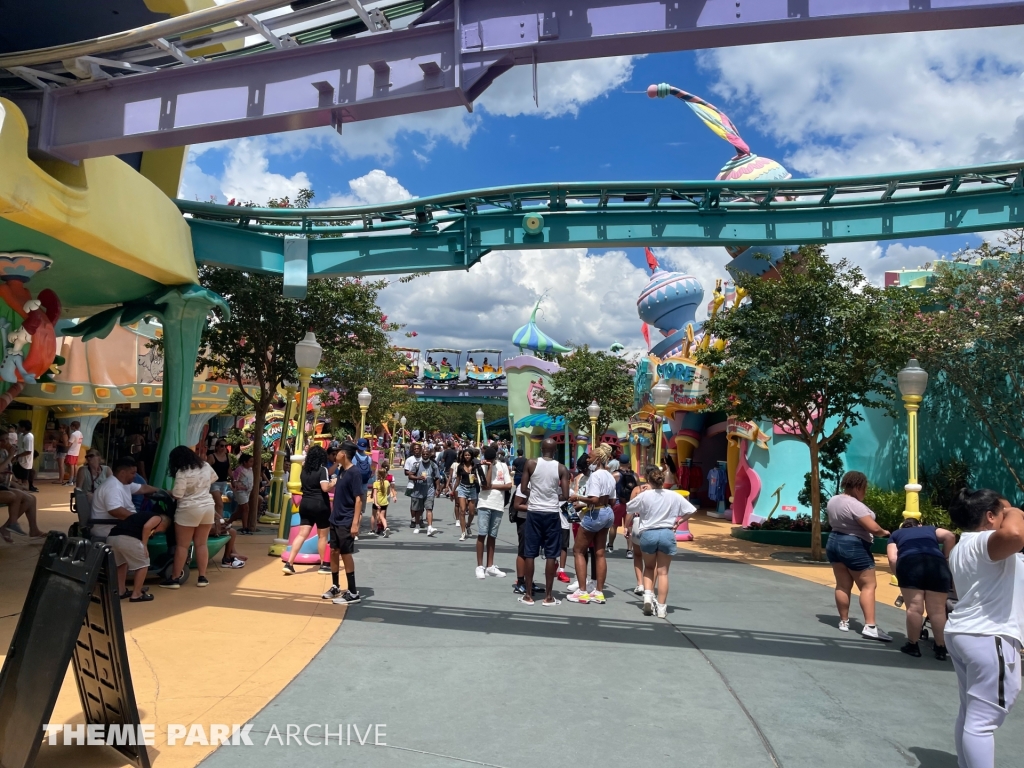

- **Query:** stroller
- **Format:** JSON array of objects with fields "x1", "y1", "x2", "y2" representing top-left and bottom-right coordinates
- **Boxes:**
[{"x1": 894, "y1": 589, "x2": 958, "y2": 641}]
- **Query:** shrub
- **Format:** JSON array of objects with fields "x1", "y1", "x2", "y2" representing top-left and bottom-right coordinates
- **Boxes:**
[
  {"x1": 749, "y1": 514, "x2": 828, "y2": 533},
  {"x1": 863, "y1": 488, "x2": 953, "y2": 532}
]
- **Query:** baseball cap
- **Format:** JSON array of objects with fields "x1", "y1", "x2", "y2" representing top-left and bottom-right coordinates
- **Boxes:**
[
  {"x1": 328, "y1": 441, "x2": 341, "y2": 452},
  {"x1": 356, "y1": 437, "x2": 370, "y2": 450}
]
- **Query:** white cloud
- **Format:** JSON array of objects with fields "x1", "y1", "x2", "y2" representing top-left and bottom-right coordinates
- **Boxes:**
[
  {"x1": 477, "y1": 56, "x2": 638, "y2": 119},
  {"x1": 179, "y1": 136, "x2": 310, "y2": 203},
  {"x1": 826, "y1": 241, "x2": 940, "y2": 286},
  {"x1": 699, "y1": 26, "x2": 1024, "y2": 177},
  {"x1": 321, "y1": 169, "x2": 412, "y2": 207},
  {"x1": 379, "y1": 248, "x2": 650, "y2": 354}
]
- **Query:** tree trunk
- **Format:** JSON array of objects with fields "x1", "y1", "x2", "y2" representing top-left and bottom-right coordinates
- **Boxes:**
[
  {"x1": 808, "y1": 440, "x2": 824, "y2": 562},
  {"x1": 250, "y1": 397, "x2": 269, "y2": 530}
]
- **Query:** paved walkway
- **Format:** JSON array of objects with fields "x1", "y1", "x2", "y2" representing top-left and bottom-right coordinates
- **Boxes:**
[{"x1": 198, "y1": 495, "x2": 1021, "y2": 768}]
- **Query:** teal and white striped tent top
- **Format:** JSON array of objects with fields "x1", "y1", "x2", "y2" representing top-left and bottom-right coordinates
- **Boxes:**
[{"x1": 512, "y1": 300, "x2": 570, "y2": 356}]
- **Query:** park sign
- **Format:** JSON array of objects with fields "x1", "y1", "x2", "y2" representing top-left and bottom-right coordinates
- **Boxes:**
[{"x1": 654, "y1": 359, "x2": 711, "y2": 410}]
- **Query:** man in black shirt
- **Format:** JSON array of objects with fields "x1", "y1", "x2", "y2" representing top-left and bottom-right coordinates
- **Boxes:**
[
  {"x1": 107, "y1": 510, "x2": 172, "y2": 602},
  {"x1": 324, "y1": 442, "x2": 363, "y2": 605},
  {"x1": 440, "y1": 441, "x2": 458, "y2": 489},
  {"x1": 512, "y1": 450, "x2": 527, "y2": 487}
]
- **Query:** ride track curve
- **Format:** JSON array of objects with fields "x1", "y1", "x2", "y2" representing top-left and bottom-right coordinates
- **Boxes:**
[{"x1": 176, "y1": 160, "x2": 1024, "y2": 294}]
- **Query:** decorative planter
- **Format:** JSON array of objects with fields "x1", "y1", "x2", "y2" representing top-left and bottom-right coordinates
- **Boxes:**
[{"x1": 731, "y1": 527, "x2": 889, "y2": 554}]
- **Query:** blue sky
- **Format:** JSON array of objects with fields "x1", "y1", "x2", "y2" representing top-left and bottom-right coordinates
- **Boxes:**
[{"x1": 181, "y1": 24, "x2": 1024, "y2": 353}]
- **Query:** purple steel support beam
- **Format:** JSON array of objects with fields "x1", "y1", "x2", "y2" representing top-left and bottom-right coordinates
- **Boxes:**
[{"x1": 11, "y1": 0, "x2": 1024, "y2": 160}]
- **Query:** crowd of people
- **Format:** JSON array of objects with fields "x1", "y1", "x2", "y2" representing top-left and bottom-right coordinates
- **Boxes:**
[
  {"x1": 276, "y1": 434, "x2": 695, "y2": 618},
  {"x1": 4, "y1": 417, "x2": 1019, "y2": 767}
]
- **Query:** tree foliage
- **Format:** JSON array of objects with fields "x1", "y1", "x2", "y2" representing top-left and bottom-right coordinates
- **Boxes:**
[
  {"x1": 909, "y1": 230, "x2": 1024, "y2": 492},
  {"x1": 696, "y1": 245, "x2": 921, "y2": 559},
  {"x1": 398, "y1": 401, "x2": 508, "y2": 438},
  {"x1": 196, "y1": 189, "x2": 396, "y2": 527},
  {"x1": 319, "y1": 345, "x2": 411, "y2": 437},
  {"x1": 545, "y1": 345, "x2": 635, "y2": 437}
]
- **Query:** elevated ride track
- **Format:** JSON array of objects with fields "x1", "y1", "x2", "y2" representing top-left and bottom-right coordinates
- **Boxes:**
[
  {"x1": 3, "y1": 0, "x2": 1023, "y2": 161},
  {"x1": 177, "y1": 160, "x2": 1024, "y2": 296}
]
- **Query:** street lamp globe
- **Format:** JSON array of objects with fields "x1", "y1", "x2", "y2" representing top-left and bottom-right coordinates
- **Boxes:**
[
  {"x1": 475, "y1": 408, "x2": 485, "y2": 422},
  {"x1": 357, "y1": 387, "x2": 373, "y2": 408},
  {"x1": 400, "y1": 416, "x2": 407, "y2": 428},
  {"x1": 651, "y1": 378, "x2": 672, "y2": 408},
  {"x1": 897, "y1": 358, "x2": 929, "y2": 398},
  {"x1": 294, "y1": 331, "x2": 323, "y2": 371},
  {"x1": 586, "y1": 400, "x2": 601, "y2": 420}
]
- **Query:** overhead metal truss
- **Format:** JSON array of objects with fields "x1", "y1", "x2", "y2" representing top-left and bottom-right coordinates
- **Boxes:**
[
  {"x1": 177, "y1": 160, "x2": 1024, "y2": 296},
  {"x1": 2, "y1": 0, "x2": 1024, "y2": 161}
]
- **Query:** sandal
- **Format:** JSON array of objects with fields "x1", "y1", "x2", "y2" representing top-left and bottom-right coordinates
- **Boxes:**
[
  {"x1": 517, "y1": 596, "x2": 535, "y2": 606},
  {"x1": 129, "y1": 593, "x2": 154, "y2": 602},
  {"x1": 541, "y1": 599, "x2": 562, "y2": 606}
]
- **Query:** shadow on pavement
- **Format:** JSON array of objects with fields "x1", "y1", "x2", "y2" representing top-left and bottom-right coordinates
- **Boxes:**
[
  {"x1": 345, "y1": 598, "x2": 946, "y2": 668},
  {"x1": 908, "y1": 747, "x2": 960, "y2": 767}
]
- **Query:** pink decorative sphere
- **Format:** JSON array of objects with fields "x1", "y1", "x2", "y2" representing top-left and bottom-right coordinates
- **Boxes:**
[{"x1": 647, "y1": 84, "x2": 659, "y2": 98}]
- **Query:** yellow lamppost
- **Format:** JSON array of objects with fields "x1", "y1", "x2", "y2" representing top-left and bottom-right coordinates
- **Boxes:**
[
  {"x1": 271, "y1": 331, "x2": 322, "y2": 556},
  {"x1": 897, "y1": 358, "x2": 929, "y2": 520},
  {"x1": 587, "y1": 400, "x2": 600, "y2": 452},
  {"x1": 309, "y1": 393, "x2": 321, "y2": 447},
  {"x1": 262, "y1": 381, "x2": 294, "y2": 527},
  {"x1": 388, "y1": 412, "x2": 399, "y2": 467},
  {"x1": 476, "y1": 407, "x2": 484, "y2": 445},
  {"x1": 651, "y1": 378, "x2": 672, "y2": 469},
  {"x1": 357, "y1": 387, "x2": 372, "y2": 439}
]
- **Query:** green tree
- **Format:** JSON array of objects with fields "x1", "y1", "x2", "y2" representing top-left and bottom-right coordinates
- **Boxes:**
[
  {"x1": 398, "y1": 401, "x2": 507, "y2": 438},
  {"x1": 196, "y1": 190, "x2": 396, "y2": 528},
  {"x1": 320, "y1": 345, "x2": 411, "y2": 437},
  {"x1": 911, "y1": 232, "x2": 1024, "y2": 492},
  {"x1": 546, "y1": 345, "x2": 634, "y2": 439},
  {"x1": 696, "y1": 246, "x2": 921, "y2": 560}
]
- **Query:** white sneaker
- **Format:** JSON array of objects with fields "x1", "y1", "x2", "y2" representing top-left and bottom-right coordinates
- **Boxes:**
[
  {"x1": 643, "y1": 592, "x2": 654, "y2": 616},
  {"x1": 655, "y1": 603, "x2": 668, "y2": 619},
  {"x1": 586, "y1": 579, "x2": 597, "y2": 592},
  {"x1": 632, "y1": 585, "x2": 644, "y2": 595},
  {"x1": 486, "y1": 566, "x2": 505, "y2": 578},
  {"x1": 412, "y1": 527, "x2": 420, "y2": 534},
  {"x1": 459, "y1": 532, "x2": 467, "y2": 542},
  {"x1": 475, "y1": 566, "x2": 486, "y2": 579},
  {"x1": 567, "y1": 580, "x2": 579, "y2": 591},
  {"x1": 427, "y1": 526, "x2": 437, "y2": 537},
  {"x1": 861, "y1": 624, "x2": 892, "y2": 642},
  {"x1": 838, "y1": 619, "x2": 850, "y2": 632}
]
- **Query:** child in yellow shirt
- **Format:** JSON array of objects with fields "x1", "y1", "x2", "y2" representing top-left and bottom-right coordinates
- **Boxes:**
[{"x1": 371, "y1": 465, "x2": 397, "y2": 537}]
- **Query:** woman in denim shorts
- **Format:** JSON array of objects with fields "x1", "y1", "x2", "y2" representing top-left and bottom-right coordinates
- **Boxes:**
[
  {"x1": 454, "y1": 449, "x2": 483, "y2": 542},
  {"x1": 567, "y1": 445, "x2": 618, "y2": 605},
  {"x1": 825, "y1": 471, "x2": 893, "y2": 642},
  {"x1": 625, "y1": 466, "x2": 696, "y2": 618}
]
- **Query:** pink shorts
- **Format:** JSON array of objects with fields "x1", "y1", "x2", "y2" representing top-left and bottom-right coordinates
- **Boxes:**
[{"x1": 66, "y1": 455, "x2": 80, "y2": 467}]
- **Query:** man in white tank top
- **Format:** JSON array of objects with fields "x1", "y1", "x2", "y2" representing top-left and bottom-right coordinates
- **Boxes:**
[{"x1": 519, "y1": 439, "x2": 571, "y2": 605}]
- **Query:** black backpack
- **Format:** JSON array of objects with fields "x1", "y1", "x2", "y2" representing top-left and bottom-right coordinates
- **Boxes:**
[{"x1": 617, "y1": 469, "x2": 638, "y2": 502}]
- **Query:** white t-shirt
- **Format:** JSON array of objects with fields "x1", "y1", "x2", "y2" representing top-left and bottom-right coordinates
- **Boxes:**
[
  {"x1": 946, "y1": 530, "x2": 1024, "y2": 645},
  {"x1": 403, "y1": 455, "x2": 419, "y2": 489},
  {"x1": 171, "y1": 463, "x2": 218, "y2": 512},
  {"x1": 627, "y1": 488, "x2": 697, "y2": 532},
  {"x1": 68, "y1": 430, "x2": 84, "y2": 457},
  {"x1": 233, "y1": 466, "x2": 254, "y2": 504},
  {"x1": 585, "y1": 469, "x2": 617, "y2": 503},
  {"x1": 18, "y1": 432, "x2": 33, "y2": 469},
  {"x1": 93, "y1": 479, "x2": 140, "y2": 524},
  {"x1": 478, "y1": 461, "x2": 511, "y2": 510}
]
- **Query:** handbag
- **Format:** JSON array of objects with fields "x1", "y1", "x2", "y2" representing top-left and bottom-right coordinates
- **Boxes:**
[{"x1": 560, "y1": 501, "x2": 580, "y2": 525}]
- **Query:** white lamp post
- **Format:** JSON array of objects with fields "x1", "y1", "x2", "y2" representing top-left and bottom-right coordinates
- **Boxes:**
[
  {"x1": 651, "y1": 378, "x2": 673, "y2": 468},
  {"x1": 476, "y1": 407, "x2": 485, "y2": 444},
  {"x1": 357, "y1": 387, "x2": 372, "y2": 440},
  {"x1": 587, "y1": 400, "x2": 601, "y2": 450},
  {"x1": 897, "y1": 358, "x2": 929, "y2": 521}
]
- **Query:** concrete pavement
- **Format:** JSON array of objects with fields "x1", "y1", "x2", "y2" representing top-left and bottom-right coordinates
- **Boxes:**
[{"x1": 197, "y1": 495, "x2": 1021, "y2": 768}]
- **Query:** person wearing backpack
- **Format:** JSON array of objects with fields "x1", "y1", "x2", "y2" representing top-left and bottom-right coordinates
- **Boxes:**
[{"x1": 354, "y1": 438, "x2": 376, "y2": 534}]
